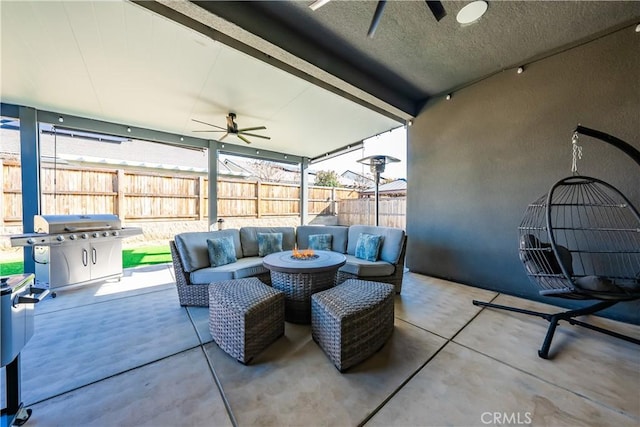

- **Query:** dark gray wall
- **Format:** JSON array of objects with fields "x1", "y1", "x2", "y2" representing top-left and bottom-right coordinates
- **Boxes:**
[{"x1": 407, "y1": 25, "x2": 640, "y2": 324}]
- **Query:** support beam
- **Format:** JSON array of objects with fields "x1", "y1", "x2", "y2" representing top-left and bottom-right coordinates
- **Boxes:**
[
  {"x1": 217, "y1": 141, "x2": 301, "y2": 165},
  {"x1": 208, "y1": 142, "x2": 218, "y2": 229},
  {"x1": 19, "y1": 107, "x2": 40, "y2": 274},
  {"x1": 37, "y1": 110, "x2": 208, "y2": 150},
  {"x1": 300, "y1": 157, "x2": 310, "y2": 225}
]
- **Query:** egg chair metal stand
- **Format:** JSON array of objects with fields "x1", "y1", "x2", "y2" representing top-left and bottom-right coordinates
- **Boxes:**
[{"x1": 473, "y1": 126, "x2": 640, "y2": 359}]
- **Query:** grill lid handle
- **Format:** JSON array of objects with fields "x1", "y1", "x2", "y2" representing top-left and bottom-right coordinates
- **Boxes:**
[
  {"x1": 64, "y1": 225, "x2": 113, "y2": 232},
  {"x1": 15, "y1": 287, "x2": 50, "y2": 306}
]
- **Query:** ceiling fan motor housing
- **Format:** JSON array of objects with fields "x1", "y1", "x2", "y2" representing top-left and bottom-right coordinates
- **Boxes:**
[{"x1": 226, "y1": 113, "x2": 238, "y2": 133}]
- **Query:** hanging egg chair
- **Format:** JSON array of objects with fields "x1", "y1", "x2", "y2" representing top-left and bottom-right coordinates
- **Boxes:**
[
  {"x1": 519, "y1": 175, "x2": 640, "y2": 299},
  {"x1": 474, "y1": 126, "x2": 640, "y2": 359}
]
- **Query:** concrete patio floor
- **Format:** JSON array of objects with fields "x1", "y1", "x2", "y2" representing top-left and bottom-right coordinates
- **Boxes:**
[{"x1": 3, "y1": 264, "x2": 639, "y2": 426}]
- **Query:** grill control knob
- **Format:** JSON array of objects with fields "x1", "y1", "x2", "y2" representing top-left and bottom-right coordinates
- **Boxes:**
[
  {"x1": 81, "y1": 233, "x2": 89, "y2": 239},
  {"x1": 92, "y1": 232, "x2": 99, "y2": 238},
  {"x1": 69, "y1": 234, "x2": 77, "y2": 240},
  {"x1": 102, "y1": 231, "x2": 109, "y2": 237},
  {"x1": 56, "y1": 235, "x2": 65, "y2": 242},
  {"x1": 112, "y1": 231, "x2": 119, "y2": 237}
]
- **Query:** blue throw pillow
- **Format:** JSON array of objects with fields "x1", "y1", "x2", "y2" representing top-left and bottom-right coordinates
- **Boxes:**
[
  {"x1": 355, "y1": 233, "x2": 384, "y2": 262},
  {"x1": 308, "y1": 234, "x2": 332, "y2": 251},
  {"x1": 258, "y1": 232, "x2": 283, "y2": 257},
  {"x1": 207, "y1": 236, "x2": 237, "y2": 267}
]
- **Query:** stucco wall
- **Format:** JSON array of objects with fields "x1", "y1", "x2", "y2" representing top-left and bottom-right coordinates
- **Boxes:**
[{"x1": 407, "y1": 25, "x2": 639, "y2": 323}]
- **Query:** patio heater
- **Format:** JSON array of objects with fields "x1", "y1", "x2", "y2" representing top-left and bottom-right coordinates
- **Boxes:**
[{"x1": 357, "y1": 155, "x2": 400, "y2": 226}]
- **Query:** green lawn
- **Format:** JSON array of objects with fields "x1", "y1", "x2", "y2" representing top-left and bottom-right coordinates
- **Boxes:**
[{"x1": 0, "y1": 245, "x2": 172, "y2": 276}]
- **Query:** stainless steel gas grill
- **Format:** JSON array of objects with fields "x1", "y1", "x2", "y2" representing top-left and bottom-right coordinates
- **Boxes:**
[
  {"x1": 1, "y1": 274, "x2": 49, "y2": 427},
  {"x1": 10, "y1": 215, "x2": 143, "y2": 289}
]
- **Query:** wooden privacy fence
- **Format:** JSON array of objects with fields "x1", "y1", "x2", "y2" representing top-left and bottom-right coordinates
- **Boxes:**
[
  {"x1": 1, "y1": 160, "x2": 359, "y2": 225},
  {"x1": 337, "y1": 198, "x2": 406, "y2": 229}
]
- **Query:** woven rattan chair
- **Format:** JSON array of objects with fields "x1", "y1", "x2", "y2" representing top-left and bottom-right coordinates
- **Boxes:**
[
  {"x1": 170, "y1": 240, "x2": 271, "y2": 307},
  {"x1": 474, "y1": 176, "x2": 640, "y2": 359},
  {"x1": 208, "y1": 278, "x2": 284, "y2": 364},
  {"x1": 311, "y1": 279, "x2": 395, "y2": 371}
]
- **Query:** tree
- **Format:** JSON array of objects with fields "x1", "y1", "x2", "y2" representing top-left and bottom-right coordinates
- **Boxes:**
[
  {"x1": 314, "y1": 170, "x2": 341, "y2": 187},
  {"x1": 251, "y1": 160, "x2": 286, "y2": 182}
]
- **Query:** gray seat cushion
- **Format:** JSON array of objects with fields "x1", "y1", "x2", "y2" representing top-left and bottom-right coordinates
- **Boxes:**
[
  {"x1": 339, "y1": 255, "x2": 395, "y2": 277},
  {"x1": 230, "y1": 257, "x2": 270, "y2": 279},
  {"x1": 346, "y1": 225, "x2": 405, "y2": 264},
  {"x1": 240, "y1": 227, "x2": 296, "y2": 257},
  {"x1": 190, "y1": 269, "x2": 234, "y2": 285},
  {"x1": 189, "y1": 257, "x2": 267, "y2": 285},
  {"x1": 175, "y1": 229, "x2": 243, "y2": 273},
  {"x1": 296, "y1": 225, "x2": 349, "y2": 253}
]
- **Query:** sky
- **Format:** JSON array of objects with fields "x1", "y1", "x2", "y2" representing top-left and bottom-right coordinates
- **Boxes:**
[{"x1": 312, "y1": 125, "x2": 407, "y2": 180}]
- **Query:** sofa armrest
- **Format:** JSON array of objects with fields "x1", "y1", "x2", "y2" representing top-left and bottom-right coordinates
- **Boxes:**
[{"x1": 172, "y1": 240, "x2": 212, "y2": 306}]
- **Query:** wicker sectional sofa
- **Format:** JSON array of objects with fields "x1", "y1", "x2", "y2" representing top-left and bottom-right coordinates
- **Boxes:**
[{"x1": 170, "y1": 225, "x2": 407, "y2": 306}]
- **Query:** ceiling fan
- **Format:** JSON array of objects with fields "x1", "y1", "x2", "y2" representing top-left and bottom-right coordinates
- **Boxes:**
[
  {"x1": 192, "y1": 113, "x2": 270, "y2": 144},
  {"x1": 309, "y1": 0, "x2": 446, "y2": 38}
]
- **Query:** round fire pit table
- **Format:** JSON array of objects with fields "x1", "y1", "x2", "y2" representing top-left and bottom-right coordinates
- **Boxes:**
[{"x1": 263, "y1": 250, "x2": 346, "y2": 324}]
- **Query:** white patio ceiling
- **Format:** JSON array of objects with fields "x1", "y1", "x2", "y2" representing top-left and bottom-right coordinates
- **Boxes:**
[{"x1": 0, "y1": 1, "x2": 401, "y2": 159}]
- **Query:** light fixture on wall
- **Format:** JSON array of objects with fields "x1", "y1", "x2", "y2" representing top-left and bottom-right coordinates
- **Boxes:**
[
  {"x1": 456, "y1": 1, "x2": 488, "y2": 25},
  {"x1": 446, "y1": 94, "x2": 452, "y2": 100},
  {"x1": 58, "y1": 116, "x2": 64, "y2": 123},
  {"x1": 180, "y1": 137, "x2": 184, "y2": 141},
  {"x1": 517, "y1": 66, "x2": 524, "y2": 74},
  {"x1": 127, "y1": 127, "x2": 131, "y2": 133},
  {"x1": 407, "y1": 119, "x2": 414, "y2": 126}
]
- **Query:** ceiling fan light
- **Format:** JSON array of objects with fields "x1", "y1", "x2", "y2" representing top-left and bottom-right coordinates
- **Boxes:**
[{"x1": 456, "y1": 1, "x2": 488, "y2": 25}]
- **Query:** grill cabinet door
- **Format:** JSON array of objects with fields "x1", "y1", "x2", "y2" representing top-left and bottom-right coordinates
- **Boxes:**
[
  {"x1": 47, "y1": 243, "x2": 92, "y2": 287},
  {"x1": 89, "y1": 240, "x2": 123, "y2": 280}
]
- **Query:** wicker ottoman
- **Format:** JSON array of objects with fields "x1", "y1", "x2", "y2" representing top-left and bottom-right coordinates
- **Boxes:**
[
  {"x1": 208, "y1": 278, "x2": 285, "y2": 364},
  {"x1": 311, "y1": 279, "x2": 395, "y2": 372}
]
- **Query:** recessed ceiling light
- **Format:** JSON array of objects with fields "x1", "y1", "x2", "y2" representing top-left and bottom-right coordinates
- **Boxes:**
[{"x1": 456, "y1": 1, "x2": 488, "y2": 25}]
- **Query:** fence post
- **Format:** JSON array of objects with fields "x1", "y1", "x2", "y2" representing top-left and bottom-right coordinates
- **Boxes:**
[
  {"x1": 256, "y1": 180, "x2": 262, "y2": 218},
  {"x1": 198, "y1": 176, "x2": 205, "y2": 221},
  {"x1": 116, "y1": 169, "x2": 126, "y2": 220},
  {"x1": 331, "y1": 186, "x2": 336, "y2": 215}
]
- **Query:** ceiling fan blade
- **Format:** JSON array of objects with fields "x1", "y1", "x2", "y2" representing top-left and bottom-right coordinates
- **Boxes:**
[
  {"x1": 219, "y1": 133, "x2": 229, "y2": 141},
  {"x1": 191, "y1": 118, "x2": 226, "y2": 131},
  {"x1": 237, "y1": 134, "x2": 252, "y2": 145},
  {"x1": 367, "y1": 1, "x2": 387, "y2": 38},
  {"x1": 239, "y1": 132, "x2": 271, "y2": 140},
  {"x1": 193, "y1": 130, "x2": 226, "y2": 133},
  {"x1": 425, "y1": 0, "x2": 446, "y2": 21},
  {"x1": 238, "y1": 126, "x2": 267, "y2": 132}
]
